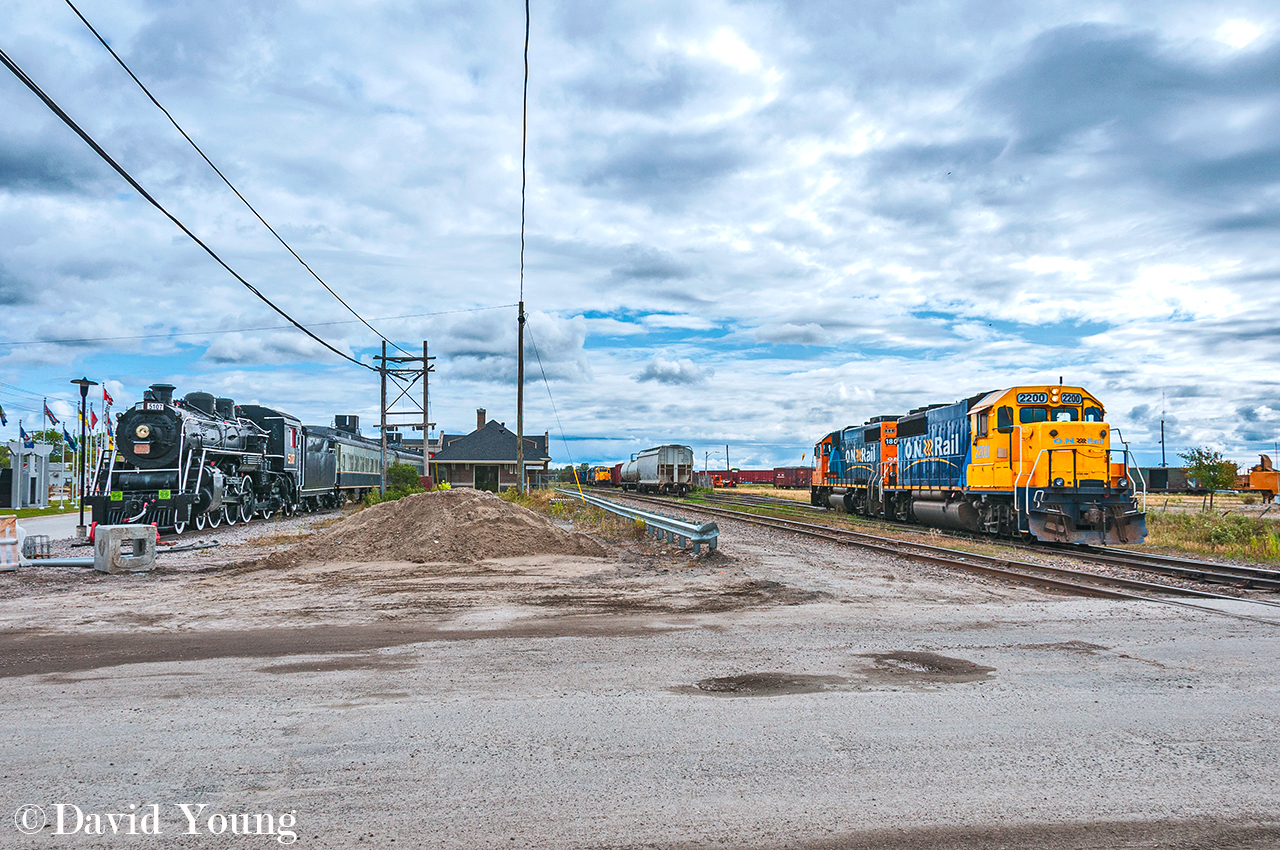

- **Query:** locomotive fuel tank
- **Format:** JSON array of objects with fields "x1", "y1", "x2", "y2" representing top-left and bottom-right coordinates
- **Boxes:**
[{"x1": 911, "y1": 493, "x2": 981, "y2": 532}]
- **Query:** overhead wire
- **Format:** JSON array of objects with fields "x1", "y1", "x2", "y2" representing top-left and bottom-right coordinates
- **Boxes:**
[
  {"x1": 0, "y1": 45, "x2": 374, "y2": 372},
  {"x1": 525, "y1": 322, "x2": 575, "y2": 471},
  {"x1": 62, "y1": 0, "x2": 413, "y2": 357},
  {"x1": 0, "y1": 303, "x2": 518, "y2": 348}
]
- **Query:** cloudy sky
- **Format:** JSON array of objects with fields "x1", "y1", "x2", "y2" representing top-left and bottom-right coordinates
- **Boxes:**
[{"x1": 1, "y1": 0, "x2": 1278, "y2": 470}]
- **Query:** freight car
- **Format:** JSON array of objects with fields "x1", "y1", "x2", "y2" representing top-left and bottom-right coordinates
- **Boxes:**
[
  {"x1": 812, "y1": 384, "x2": 1146, "y2": 545},
  {"x1": 620, "y1": 445, "x2": 694, "y2": 495},
  {"x1": 1134, "y1": 467, "x2": 1193, "y2": 493},
  {"x1": 735, "y1": 469, "x2": 774, "y2": 485},
  {"x1": 1238, "y1": 455, "x2": 1280, "y2": 502},
  {"x1": 85, "y1": 383, "x2": 422, "y2": 531},
  {"x1": 773, "y1": 467, "x2": 813, "y2": 489}
]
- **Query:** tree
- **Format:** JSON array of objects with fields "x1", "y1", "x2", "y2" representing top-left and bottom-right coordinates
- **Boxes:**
[{"x1": 1179, "y1": 447, "x2": 1238, "y2": 510}]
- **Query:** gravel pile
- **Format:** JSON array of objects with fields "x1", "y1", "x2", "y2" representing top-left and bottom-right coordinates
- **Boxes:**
[{"x1": 262, "y1": 488, "x2": 608, "y2": 566}]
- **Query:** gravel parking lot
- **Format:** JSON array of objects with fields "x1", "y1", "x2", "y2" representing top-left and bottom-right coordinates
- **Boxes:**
[{"x1": 2, "y1": 496, "x2": 1278, "y2": 848}]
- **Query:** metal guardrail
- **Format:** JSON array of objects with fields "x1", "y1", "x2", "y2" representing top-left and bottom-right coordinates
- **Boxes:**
[{"x1": 556, "y1": 489, "x2": 719, "y2": 554}]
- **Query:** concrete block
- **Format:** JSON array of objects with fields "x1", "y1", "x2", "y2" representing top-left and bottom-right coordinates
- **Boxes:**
[{"x1": 93, "y1": 525, "x2": 156, "y2": 574}]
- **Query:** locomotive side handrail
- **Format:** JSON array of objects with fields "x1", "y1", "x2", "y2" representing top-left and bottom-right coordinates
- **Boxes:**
[
  {"x1": 1108, "y1": 426, "x2": 1146, "y2": 512},
  {"x1": 1020, "y1": 447, "x2": 1049, "y2": 533}
]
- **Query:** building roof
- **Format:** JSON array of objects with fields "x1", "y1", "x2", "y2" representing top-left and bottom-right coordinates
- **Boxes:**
[{"x1": 430, "y1": 420, "x2": 551, "y2": 464}]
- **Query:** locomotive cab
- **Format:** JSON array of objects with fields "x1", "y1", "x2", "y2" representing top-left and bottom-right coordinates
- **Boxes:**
[{"x1": 968, "y1": 386, "x2": 1146, "y2": 544}]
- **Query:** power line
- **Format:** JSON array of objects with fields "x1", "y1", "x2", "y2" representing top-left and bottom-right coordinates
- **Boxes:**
[
  {"x1": 62, "y1": 0, "x2": 412, "y2": 357},
  {"x1": 0, "y1": 45, "x2": 374, "y2": 372},
  {"x1": 0, "y1": 303, "x2": 518, "y2": 348},
  {"x1": 525, "y1": 322, "x2": 574, "y2": 469}
]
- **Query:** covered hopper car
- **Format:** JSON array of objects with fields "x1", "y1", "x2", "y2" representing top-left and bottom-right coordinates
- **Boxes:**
[{"x1": 620, "y1": 444, "x2": 694, "y2": 495}]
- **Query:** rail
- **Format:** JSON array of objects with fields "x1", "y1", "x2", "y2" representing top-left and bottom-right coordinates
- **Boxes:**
[{"x1": 556, "y1": 488, "x2": 719, "y2": 554}]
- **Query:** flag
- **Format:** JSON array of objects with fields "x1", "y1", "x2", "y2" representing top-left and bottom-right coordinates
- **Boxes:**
[
  {"x1": 105, "y1": 415, "x2": 113, "y2": 437},
  {"x1": 43, "y1": 402, "x2": 59, "y2": 425},
  {"x1": 0, "y1": 403, "x2": 6, "y2": 427},
  {"x1": 20, "y1": 425, "x2": 33, "y2": 449},
  {"x1": 90, "y1": 404, "x2": 98, "y2": 431},
  {"x1": 62, "y1": 427, "x2": 77, "y2": 452},
  {"x1": 103, "y1": 386, "x2": 114, "y2": 407}
]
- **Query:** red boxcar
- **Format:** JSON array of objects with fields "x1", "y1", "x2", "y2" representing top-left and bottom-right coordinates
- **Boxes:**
[
  {"x1": 773, "y1": 467, "x2": 813, "y2": 489},
  {"x1": 736, "y1": 469, "x2": 774, "y2": 485},
  {"x1": 610, "y1": 463, "x2": 623, "y2": 487}
]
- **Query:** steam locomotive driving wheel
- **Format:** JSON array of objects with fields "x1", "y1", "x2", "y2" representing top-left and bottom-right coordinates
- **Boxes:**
[{"x1": 238, "y1": 475, "x2": 256, "y2": 523}]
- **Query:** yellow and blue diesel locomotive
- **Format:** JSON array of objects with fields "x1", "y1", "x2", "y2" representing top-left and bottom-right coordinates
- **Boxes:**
[{"x1": 812, "y1": 384, "x2": 1147, "y2": 544}]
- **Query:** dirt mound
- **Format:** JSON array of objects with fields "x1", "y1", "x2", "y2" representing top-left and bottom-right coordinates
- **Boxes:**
[{"x1": 276, "y1": 488, "x2": 608, "y2": 565}]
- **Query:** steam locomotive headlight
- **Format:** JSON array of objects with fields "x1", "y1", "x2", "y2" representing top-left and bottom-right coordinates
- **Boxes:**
[{"x1": 135, "y1": 424, "x2": 151, "y2": 438}]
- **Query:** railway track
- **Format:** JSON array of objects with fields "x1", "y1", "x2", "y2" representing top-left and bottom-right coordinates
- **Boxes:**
[
  {"x1": 598, "y1": 491, "x2": 1280, "y2": 626},
  {"x1": 685, "y1": 490, "x2": 1280, "y2": 592}
]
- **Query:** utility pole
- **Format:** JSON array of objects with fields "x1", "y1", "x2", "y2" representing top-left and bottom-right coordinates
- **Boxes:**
[
  {"x1": 380, "y1": 341, "x2": 388, "y2": 496},
  {"x1": 374, "y1": 341, "x2": 436, "y2": 496},
  {"x1": 516, "y1": 301, "x2": 525, "y2": 493},
  {"x1": 1160, "y1": 390, "x2": 1167, "y2": 468}
]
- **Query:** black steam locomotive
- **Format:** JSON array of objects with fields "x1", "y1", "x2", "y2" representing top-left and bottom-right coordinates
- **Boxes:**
[{"x1": 85, "y1": 383, "x2": 423, "y2": 532}]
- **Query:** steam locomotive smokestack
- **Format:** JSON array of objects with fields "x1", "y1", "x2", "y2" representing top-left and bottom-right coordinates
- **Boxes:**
[{"x1": 149, "y1": 383, "x2": 175, "y2": 405}]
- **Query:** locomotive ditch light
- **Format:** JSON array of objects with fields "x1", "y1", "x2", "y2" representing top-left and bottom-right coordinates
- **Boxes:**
[{"x1": 1053, "y1": 477, "x2": 1065, "y2": 487}]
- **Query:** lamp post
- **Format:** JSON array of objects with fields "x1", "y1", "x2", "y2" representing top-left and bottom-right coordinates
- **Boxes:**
[{"x1": 70, "y1": 377, "x2": 97, "y2": 537}]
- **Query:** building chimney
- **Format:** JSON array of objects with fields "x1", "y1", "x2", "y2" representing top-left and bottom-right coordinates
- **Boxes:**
[{"x1": 476, "y1": 408, "x2": 486, "y2": 431}]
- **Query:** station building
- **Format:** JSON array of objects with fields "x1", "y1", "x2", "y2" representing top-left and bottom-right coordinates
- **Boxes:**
[{"x1": 426, "y1": 409, "x2": 551, "y2": 492}]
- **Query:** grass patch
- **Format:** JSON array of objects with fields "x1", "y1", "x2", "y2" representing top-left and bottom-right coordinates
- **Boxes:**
[
  {"x1": 501, "y1": 488, "x2": 647, "y2": 540},
  {"x1": 2, "y1": 505, "x2": 81, "y2": 520},
  {"x1": 1145, "y1": 511, "x2": 1280, "y2": 563}
]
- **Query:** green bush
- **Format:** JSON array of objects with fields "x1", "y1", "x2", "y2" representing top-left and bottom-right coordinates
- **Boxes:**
[{"x1": 386, "y1": 462, "x2": 425, "y2": 494}]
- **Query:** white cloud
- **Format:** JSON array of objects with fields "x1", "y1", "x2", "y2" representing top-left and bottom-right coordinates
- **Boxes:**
[
  {"x1": 1, "y1": 0, "x2": 1278, "y2": 467},
  {"x1": 1215, "y1": 19, "x2": 1266, "y2": 49},
  {"x1": 634, "y1": 356, "x2": 713, "y2": 385}
]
